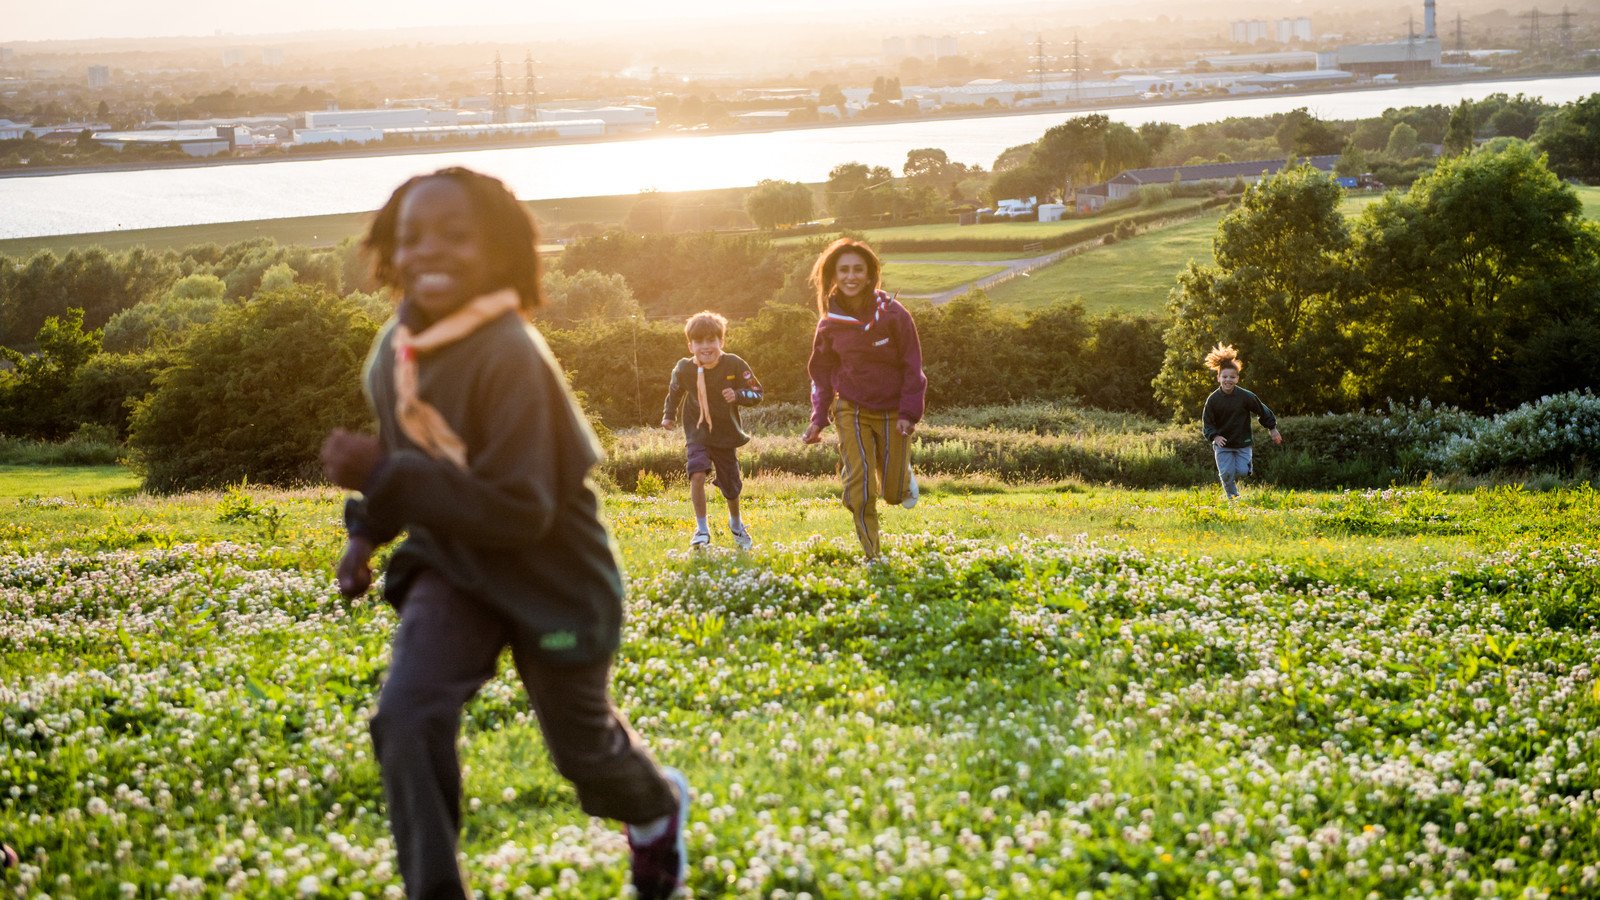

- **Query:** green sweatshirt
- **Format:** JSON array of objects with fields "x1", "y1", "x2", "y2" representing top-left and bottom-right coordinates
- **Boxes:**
[
  {"x1": 345, "y1": 313, "x2": 624, "y2": 664},
  {"x1": 661, "y1": 353, "x2": 763, "y2": 449},
  {"x1": 1202, "y1": 386, "x2": 1277, "y2": 448}
]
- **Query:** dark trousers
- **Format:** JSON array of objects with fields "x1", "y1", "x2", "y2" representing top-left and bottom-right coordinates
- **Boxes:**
[{"x1": 369, "y1": 571, "x2": 677, "y2": 900}]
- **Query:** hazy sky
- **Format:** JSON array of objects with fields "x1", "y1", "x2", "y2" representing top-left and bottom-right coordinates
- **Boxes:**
[{"x1": 9, "y1": 0, "x2": 1040, "y2": 42}]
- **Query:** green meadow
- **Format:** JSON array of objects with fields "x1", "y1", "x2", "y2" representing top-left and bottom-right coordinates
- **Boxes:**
[
  {"x1": 2, "y1": 452, "x2": 1598, "y2": 899},
  {"x1": 881, "y1": 262, "x2": 1009, "y2": 295},
  {"x1": 985, "y1": 213, "x2": 1222, "y2": 315}
]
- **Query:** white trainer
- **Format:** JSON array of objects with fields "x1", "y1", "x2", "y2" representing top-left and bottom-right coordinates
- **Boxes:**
[
  {"x1": 729, "y1": 521, "x2": 753, "y2": 550},
  {"x1": 901, "y1": 470, "x2": 919, "y2": 509}
]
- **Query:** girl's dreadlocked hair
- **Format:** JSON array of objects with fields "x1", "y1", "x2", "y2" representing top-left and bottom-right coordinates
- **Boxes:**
[
  {"x1": 364, "y1": 166, "x2": 543, "y2": 312},
  {"x1": 1204, "y1": 343, "x2": 1242, "y2": 373}
]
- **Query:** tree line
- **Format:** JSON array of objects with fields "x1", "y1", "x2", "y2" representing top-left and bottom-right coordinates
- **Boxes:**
[
  {"x1": 737, "y1": 93, "x2": 1600, "y2": 230},
  {"x1": 1157, "y1": 143, "x2": 1600, "y2": 416}
]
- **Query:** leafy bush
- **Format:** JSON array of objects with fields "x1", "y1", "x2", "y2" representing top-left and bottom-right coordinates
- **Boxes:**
[
  {"x1": 0, "y1": 309, "x2": 102, "y2": 440},
  {"x1": 128, "y1": 286, "x2": 380, "y2": 493},
  {"x1": 1429, "y1": 389, "x2": 1600, "y2": 474},
  {"x1": 68, "y1": 349, "x2": 171, "y2": 438},
  {"x1": 101, "y1": 282, "x2": 230, "y2": 353}
]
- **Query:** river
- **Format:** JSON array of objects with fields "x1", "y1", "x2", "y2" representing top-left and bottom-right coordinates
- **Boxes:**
[{"x1": 2, "y1": 74, "x2": 1596, "y2": 239}]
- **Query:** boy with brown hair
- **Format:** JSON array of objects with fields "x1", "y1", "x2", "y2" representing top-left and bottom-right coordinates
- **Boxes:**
[
  {"x1": 1202, "y1": 343, "x2": 1282, "y2": 500},
  {"x1": 661, "y1": 311, "x2": 763, "y2": 549}
]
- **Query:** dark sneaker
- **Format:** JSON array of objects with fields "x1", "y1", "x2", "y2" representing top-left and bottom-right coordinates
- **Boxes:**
[{"x1": 630, "y1": 767, "x2": 690, "y2": 900}]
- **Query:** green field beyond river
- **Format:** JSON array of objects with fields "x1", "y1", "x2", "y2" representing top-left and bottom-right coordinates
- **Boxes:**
[{"x1": 2, "y1": 464, "x2": 1597, "y2": 899}]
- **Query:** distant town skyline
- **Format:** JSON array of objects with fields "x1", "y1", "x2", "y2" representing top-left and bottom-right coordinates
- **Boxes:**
[{"x1": 9, "y1": 0, "x2": 1099, "y2": 42}]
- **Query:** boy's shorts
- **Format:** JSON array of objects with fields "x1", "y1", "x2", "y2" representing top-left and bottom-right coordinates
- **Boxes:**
[{"x1": 686, "y1": 443, "x2": 742, "y2": 500}]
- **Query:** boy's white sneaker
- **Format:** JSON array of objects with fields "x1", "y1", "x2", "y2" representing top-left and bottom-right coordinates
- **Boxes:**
[
  {"x1": 690, "y1": 528, "x2": 711, "y2": 549},
  {"x1": 901, "y1": 470, "x2": 919, "y2": 509},
  {"x1": 729, "y1": 520, "x2": 753, "y2": 550}
]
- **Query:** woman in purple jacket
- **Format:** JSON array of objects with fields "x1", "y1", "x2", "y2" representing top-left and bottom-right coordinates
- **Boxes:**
[{"x1": 802, "y1": 238, "x2": 928, "y2": 560}]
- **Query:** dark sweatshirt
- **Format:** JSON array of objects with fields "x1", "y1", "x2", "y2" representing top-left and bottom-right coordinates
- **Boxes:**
[
  {"x1": 344, "y1": 311, "x2": 624, "y2": 665},
  {"x1": 1202, "y1": 386, "x2": 1277, "y2": 448},
  {"x1": 807, "y1": 290, "x2": 927, "y2": 429},
  {"x1": 661, "y1": 352, "x2": 763, "y2": 448}
]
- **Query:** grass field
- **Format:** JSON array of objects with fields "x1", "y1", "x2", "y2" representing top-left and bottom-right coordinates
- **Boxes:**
[
  {"x1": 987, "y1": 212, "x2": 1222, "y2": 315},
  {"x1": 881, "y1": 262, "x2": 1009, "y2": 294},
  {"x1": 984, "y1": 193, "x2": 1388, "y2": 315},
  {"x1": 883, "y1": 251, "x2": 1026, "y2": 262},
  {"x1": 2, "y1": 456, "x2": 1598, "y2": 900},
  {"x1": 848, "y1": 198, "x2": 1209, "y2": 244}
]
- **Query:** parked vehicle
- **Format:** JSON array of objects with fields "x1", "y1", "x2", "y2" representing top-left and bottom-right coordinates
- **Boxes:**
[{"x1": 994, "y1": 196, "x2": 1037, "y2": 218}]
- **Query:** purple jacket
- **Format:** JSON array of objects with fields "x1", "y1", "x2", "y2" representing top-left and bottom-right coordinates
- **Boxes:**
[{"x1": 808, "y1": 290, "x2": 928, "y2": 429}]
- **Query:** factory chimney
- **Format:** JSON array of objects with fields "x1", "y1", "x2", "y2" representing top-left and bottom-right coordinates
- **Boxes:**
[{"x1": 1424, "y1": 0, "x2": 1437, "y2": 39}]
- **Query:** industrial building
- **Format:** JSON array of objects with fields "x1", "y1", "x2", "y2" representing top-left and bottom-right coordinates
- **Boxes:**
[
  {"x1": 293, "y1": 119, "x2": 605, "y2": 146},
  {"x1": 1336, "y1": 39, "x2": 1443, "y2": 78},
  {"x1": 1235, "y1": 70, "x2": 1356, "y2": 91},
  {"x1": 303, "y1": 107, "x2": 488, "y2": 129},
  {"x1": 531, "y1": 106, "x2": 657, "y2": 134},
  {"x1": 87, "y1": 65, "x2": 110, "y2": 88},
  {"x1": 1336, "y1": 0, "x2": 1443, "y2": 78},
  {"x1": 933, "y1": 77, "x2": 1145, "y2": 107},
  {"x1": 91, "y1": 127, "x2": 250, "y2": 156}
]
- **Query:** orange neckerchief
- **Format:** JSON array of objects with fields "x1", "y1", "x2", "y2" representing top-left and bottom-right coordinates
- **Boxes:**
[
  {"x1": 695, "y1": 364, "x2": 715, "y2": 432},
  {"x1": 392, "y1": 288, "x2": 521, "y2": 469}
]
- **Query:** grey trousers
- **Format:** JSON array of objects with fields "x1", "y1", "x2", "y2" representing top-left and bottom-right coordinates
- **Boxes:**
[
  {"x1": 1213, "y1": 444, "x2": 1253, "y2": 498},
  {"x1": 369, "y1": 571, "x2": 677, "y2": 900}
]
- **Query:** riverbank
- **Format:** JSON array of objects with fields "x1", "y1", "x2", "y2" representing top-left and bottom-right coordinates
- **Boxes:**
[{"x1": 2, "y1": 70, "x2": 1590, "y2": 180}]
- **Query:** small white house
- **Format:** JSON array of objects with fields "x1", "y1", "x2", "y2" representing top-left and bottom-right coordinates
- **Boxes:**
[{"x1": 1037, "y1": 203, "x2": 1067, "y2": 222}]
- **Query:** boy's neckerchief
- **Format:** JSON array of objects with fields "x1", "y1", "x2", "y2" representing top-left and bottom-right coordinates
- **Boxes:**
[
  {"x1": 393, "y1": 288, "x2": 521, "y2": 469},
  {"x1": 696, "y1": 363, "x2": 715, "y2": 432},
  {"x1": 694, "y1": 351, "x2": 724, "y2": 433}
]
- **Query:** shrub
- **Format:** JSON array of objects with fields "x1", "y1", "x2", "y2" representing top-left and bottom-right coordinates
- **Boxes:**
[
  {"x1": 128, "y1": 286, "x2": 380, "y2": 493},
  {"x1": 102, "y1": 274, "x2": 230, "y2": 353},
  {"x1": 0, "y1": 309, "x2": 102, "y2": 440},
  {"x1": 68, "y1": 350, "x2": 171, "y2": 438},
  {"x1": 1430, "y1": 390, "x2": 1600, "y2": 474}
]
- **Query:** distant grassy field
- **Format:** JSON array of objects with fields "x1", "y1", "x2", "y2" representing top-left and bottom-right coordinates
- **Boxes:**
[
  {"x1": 985, "y1": 193, "x2": 1392, "y2": 315},
  {"x1": 858, "y1": 198, "x2": 1207, "y2": 242},
  {"x1": 0, "y1": 186, "x2": 760, "y2": 257},
  {"x1": 1577, "y1": 183, "x2": 1600, "y2": 219},
  {"x1": 986, "y1": 212, "x2": 1224, "y2": 314},
  {"x1": 882, "y1": 262, "x2": 1008, "y2": 294},
  {"x1": 883, "y1": 251, "x2": 1024, "y2": 261}
]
